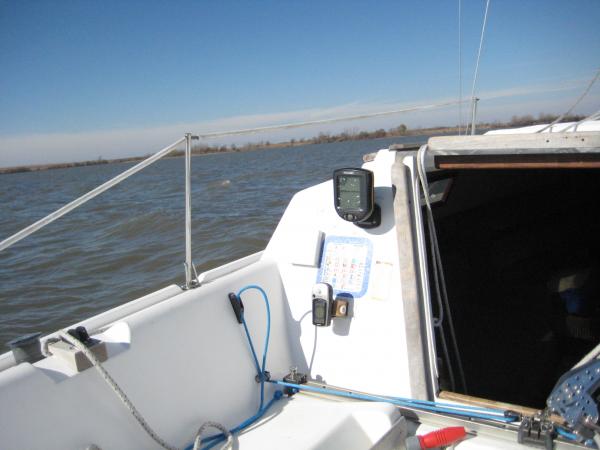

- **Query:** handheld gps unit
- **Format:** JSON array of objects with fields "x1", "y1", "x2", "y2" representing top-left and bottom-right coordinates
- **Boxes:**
[
  {"x1": 312, "y1": 283, "x2": 333, "y2": 327},
  {"x1": 333, "y1": 168, "x2": 380, "y2": 228}
]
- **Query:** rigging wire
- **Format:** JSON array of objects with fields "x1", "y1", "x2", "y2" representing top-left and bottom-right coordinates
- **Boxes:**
[
  {"x1": 195, "y1": 99, "x2": 468, "y2": 140},
  {"x1": 537, "y1": 67, "x2": 600, "y2": 133},
  {"x1": 466, "y1": 0, "x2": 491, "y2": 135},
  {"x1": 458, "y1": 0, "x2": 463, "y2": 135}
]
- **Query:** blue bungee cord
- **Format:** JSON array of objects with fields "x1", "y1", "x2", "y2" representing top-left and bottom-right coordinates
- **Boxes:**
[
  {"x1": 200, "y1": 392, "x2": 283, "y2": 450},
  {"x1": 238, "y1": 284, "x2": 271, "y2": 408},
  {"x1": 185, "y1": 285, "x2": 282, "y2": 450},
  {"x1": 186, "y1": 283, "x2": 578, "y2": 449},
  {"x1": 555, "y1": 426, "x2": 597, "y2": 447},
  {"x1": 269, "y1": 380, "x2": 519, "y2": 424},
  {"x1": 556, "y1": 426, "x2": 579, "y2": 441}
]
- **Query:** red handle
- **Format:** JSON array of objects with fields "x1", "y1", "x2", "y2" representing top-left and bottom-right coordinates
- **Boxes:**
[{"x1": 418, "y1": 426, "x2": 467, "y2": 449}]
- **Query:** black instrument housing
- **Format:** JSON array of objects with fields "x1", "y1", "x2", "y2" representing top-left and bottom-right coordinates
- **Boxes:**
[{"x1": 333, "y1": 168, "x2": 375, "y2": 223}]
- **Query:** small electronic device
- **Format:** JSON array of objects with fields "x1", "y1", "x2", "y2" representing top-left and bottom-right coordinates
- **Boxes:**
[
  {"x1": 333, "y1": 168, "x2": 380, "y2": 228},
  {"x1": 312, "y1": 283, "x2": 333, "y2": 326}
]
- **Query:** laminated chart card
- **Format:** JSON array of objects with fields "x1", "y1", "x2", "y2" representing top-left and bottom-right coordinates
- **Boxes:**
[{"x1": 317, "y1": 236, "x2": 373, "y2": 298}]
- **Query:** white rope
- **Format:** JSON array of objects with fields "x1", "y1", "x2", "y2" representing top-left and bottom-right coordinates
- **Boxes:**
[
  {"x1": 537, "y1": 67, "x2": 600, "y2": 133},
  {"x1": 58, "y1": 331, "x2": 178, "y2": 450},
  {"x1": 467, "y1": 0, "x2": 491, "y2": 135},
  {"x1": 417, "y1": 149, "x2": 444, "y2": 328},
  {"x1": 416, "y1": 146, "x2": 468, "y2": 394},
  {"x1": 56, "y1": 331, "x2": 232, "y2": 450},
  {"x1": 193, "y1": 422, "x2": 232, "y2": 450}
]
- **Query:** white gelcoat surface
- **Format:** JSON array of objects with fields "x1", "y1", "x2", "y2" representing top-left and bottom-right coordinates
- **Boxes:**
[
  {"x1": 237, "y1": 393, "x2": 401, "y2": 449},
  {"x1": 1, "y1": 144, "x2": 577, "y2": 449},
  {"x1": 0, "y1": 259, "x2": 296, "y2": 449},
  {"x1": 263, "y1": 150, "x2": 413, "y2": 398}
]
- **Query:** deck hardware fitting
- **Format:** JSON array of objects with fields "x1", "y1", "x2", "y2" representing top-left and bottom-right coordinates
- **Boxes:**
[
  {"x1": 282, "y1": 367, "x2": 308, "y2": 396},
  {"x1": 228, "y1": 293, "x2": 244, "y2": 323},
  {"x1": 517, "y1": 415, "x2": 555, "y2": 449}
]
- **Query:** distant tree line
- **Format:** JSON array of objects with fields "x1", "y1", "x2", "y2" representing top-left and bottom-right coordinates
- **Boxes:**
[
  {"x1": 0, "y1": 113, "x2": 589, "y2": 174},
  {"x1": 182, "y1": 112, "x2": 587, "y2": 155},
  {"x1": 478, "y1": 113, "x2": 586, "y2": 129}
]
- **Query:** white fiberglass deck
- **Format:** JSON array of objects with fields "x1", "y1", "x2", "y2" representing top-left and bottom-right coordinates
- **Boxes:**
[
  {"x1": 2, "y1": 131, "x2": 597, "y2": 448},
  {"x1": 0, "y1": 150, "x2": 416, "y2": 449}
]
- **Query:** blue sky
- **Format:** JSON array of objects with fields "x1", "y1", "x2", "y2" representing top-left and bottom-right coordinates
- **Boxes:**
[{"x1": 1, "y1": 0, "x2": 599, "y2": 166}]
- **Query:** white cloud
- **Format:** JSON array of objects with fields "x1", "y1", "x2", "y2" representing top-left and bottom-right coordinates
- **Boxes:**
[{"x1": 1, "y1": 75, "x2": 598, "y2": 167}]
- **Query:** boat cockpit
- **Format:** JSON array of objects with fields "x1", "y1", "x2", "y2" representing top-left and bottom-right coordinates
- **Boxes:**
[{"x1": 1, "y1": 122, "x2": 600, "y2": 450}]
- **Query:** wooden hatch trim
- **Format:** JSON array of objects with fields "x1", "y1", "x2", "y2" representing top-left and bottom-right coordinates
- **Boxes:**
[
  {"x1": 438, "y1": 391, "x2": 565, "y2": 424},
  {"x1": 435, "y1": 153, "x2": 600, "y2": 170}
]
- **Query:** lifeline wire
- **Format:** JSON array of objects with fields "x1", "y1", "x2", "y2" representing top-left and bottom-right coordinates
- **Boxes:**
[{"x1": 195, "y1": 99, "x2": 469, "y2": 140}]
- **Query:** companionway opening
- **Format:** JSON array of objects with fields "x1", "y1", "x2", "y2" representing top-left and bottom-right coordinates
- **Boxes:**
[{"x1": 426, "y1": 168, "x2": 600, "y2": 409}]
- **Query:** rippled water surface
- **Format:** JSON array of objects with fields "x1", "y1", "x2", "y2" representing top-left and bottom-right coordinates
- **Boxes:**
[{"x1": 0, "y1": 136, "x2": 427, "y2": 348}]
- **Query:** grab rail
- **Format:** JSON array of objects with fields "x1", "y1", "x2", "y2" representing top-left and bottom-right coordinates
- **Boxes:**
[{"x1": 0, "y1": 134, "x2": 201, "y2": 289}]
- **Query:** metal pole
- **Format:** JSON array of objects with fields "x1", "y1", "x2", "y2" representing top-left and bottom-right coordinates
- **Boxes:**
[
  {"x1": 184, "y1": 133, "x2": 194, "y2": 288},
  {"x1": 0, "y1": 137, "x2": 185, "y2": 253},
  {"x1": 470, "y1": 97, "x2": 479, "y2": 135}
]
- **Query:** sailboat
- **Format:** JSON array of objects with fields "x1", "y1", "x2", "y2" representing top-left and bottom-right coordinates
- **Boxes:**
[{"x1": 1, "y1": 114, "x2": 600, "y2": 449}]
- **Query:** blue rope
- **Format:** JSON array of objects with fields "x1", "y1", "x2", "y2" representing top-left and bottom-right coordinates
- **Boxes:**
[
  {"x1": 237, "y1": 285, "x2": 271, "y2": 408},
  {"x1": 185, "y1": 284, "x2": 275, "y2": 450},
  {"x1": 200, "y1": 391, "x2": 283, "y2": 450},
  {"x1": 388, "y1": 395, "x2": 508, "y2": 416},
  {"x1": 555, "y1": 426, "x2": 597, "y2": 448},
  {"x1": 556, "y1": 426, "x2": 581, "y2": 443},
  {"x1": 186, "y1": 283, "x2": 520, "y2": 449},
  {"x1": 270, "y1": 380, "x2": 518, "y2": 424},
  {"x1": 241, "y1": 319, "x2": 261, "y2": 376}
]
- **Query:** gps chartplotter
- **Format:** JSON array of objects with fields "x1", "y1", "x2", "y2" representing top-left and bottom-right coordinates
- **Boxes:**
[
  {"x1": 333, "y1": 168, "x2": 380, "y2": 228},
  {"x1": 312, "y1": 283, "x2": 333, "y2": 327}
]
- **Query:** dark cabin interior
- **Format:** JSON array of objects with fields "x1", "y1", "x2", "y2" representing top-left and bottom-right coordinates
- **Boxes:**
[{"x1": 427, "y1": 169, "x2": 600, "y2": 408}]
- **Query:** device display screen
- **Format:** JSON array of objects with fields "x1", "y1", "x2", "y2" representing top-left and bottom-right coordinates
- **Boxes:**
[
  {"x1": 312, "y1": 298, "x2": 330, "y2": 326},
  {"x1": 314, "y1": 302, "x2": 326, "y2": 321},
  {"x1": 338, "y1": 175, "x2": 362, "y2": 210},
  {"x1": 333, "y1": 168, "x2": 375, "y2": 224}
]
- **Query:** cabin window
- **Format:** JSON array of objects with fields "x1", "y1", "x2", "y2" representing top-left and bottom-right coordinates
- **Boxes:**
[{"x1": 424, "y1": 167, "x2": 600, "y2": 409}]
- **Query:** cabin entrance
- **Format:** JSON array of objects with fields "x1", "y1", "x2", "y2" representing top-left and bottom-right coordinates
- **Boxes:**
[{"x1": 426, "y1": 168, "x2": 600, "y2": 409}]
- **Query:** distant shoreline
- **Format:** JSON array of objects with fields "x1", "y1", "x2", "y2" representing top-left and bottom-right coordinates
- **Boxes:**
[{"x1": 0, "y1": 113, "x2": 583, "y2": 175}]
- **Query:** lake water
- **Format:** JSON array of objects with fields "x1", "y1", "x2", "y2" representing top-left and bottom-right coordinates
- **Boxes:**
[{"x1": 0, "y1": 136, "x2": 427, "y2": 349}]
